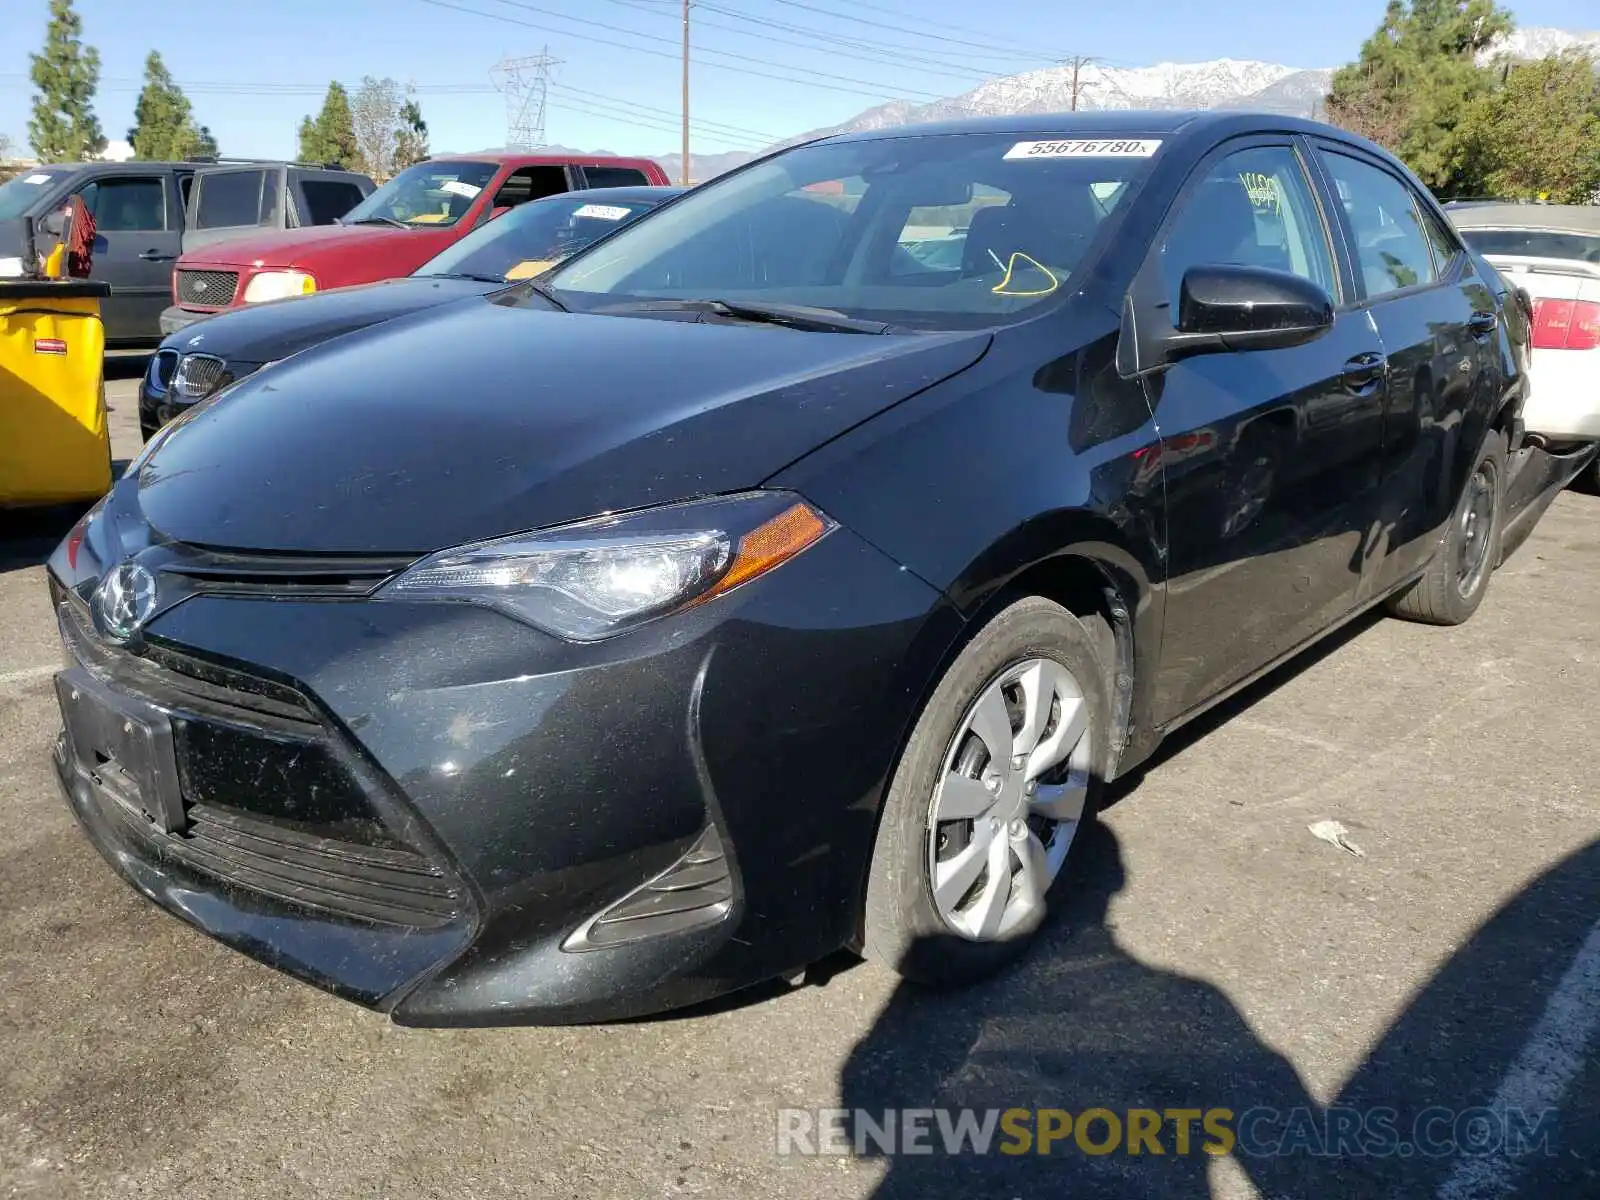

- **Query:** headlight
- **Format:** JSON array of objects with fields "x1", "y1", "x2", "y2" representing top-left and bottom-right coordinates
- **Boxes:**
[
  {"x1": 242, "y1": 270, "x2": 317, "y2": 303},
  {"x1": 377, "y1": 491, "x2": 835, "y2": 641}
]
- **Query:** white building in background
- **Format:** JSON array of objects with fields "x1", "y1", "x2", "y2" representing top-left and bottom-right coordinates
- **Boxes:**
[{"x1": 97, "y1": 139, "x2": 135, "y2": 162}]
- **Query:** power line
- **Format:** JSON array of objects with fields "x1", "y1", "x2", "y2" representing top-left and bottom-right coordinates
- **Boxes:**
[
  {"x1": 415, "y1": 0, "x2": 949, "y2": 102},
  {"x1": 754, "y1": 0, "x2": 1079, "y2": 62},
  {"x1": 609, "y1": 0, "x2": 1045, "y2": 72},
  {"x1": 546, "y1": 82, "x2": 774, "y2": 142}
]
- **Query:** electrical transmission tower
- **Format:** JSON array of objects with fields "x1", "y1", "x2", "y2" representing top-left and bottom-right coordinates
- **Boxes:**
[{"x1": 491, "y1": 50, "x2": 561, "y2": 151}]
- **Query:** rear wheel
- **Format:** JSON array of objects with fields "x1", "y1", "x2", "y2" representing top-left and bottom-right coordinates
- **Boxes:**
[
  {"x1": 1388, "y1": 430, "x2": 1506, "y2": 626},
  {"x1": 862, "y1": 596, "x2": 1108, "y2": 986}
]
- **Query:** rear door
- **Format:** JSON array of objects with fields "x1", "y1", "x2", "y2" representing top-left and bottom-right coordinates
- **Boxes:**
[
  {"x1": 1308, "y1": 142, "x2": 1493, "y2": 601},
  {"x1": 1139, "y1": 136, "x2": 1388, "y2": 724},
  {"x1": 78, "y1": 172, "x2": 181, "y2": 342},
  {"x1": 182, "y1": 166, "x2": 273, "y2": 253}
]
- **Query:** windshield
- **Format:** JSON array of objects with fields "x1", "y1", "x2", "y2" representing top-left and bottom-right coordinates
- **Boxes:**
[
  {"x1": 1459, "y1": 228, "x2": 1600, "y2": 264},
  {"x1": 416, "y1": 193, "x2": 662, "y2": 281},
  {"x1": 339, "y1": 160, "x2": 498, "y2": 228},
  {"x1": 544, "y1": 132, "x2": 1159, "y2": 330},
  {"x1": 0, "y1": 168, "x2": 72, "y2": 220}
]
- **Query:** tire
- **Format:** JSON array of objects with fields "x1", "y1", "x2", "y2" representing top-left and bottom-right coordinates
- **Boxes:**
[
  {"x1": 1388, "y1": 429, "x2": 1506, "y2": 626},
  {"x1": 862, "y1": 596, "x2": 1110, "y2": 987}
]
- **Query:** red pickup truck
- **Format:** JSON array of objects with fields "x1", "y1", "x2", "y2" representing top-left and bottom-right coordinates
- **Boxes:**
[{"x1": 160, "y1": 152, "x2": 668, "y2": 333}]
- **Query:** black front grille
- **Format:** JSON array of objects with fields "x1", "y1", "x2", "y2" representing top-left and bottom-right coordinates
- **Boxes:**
[
  {"x1": 57, "y1": 595, "x2": 465, "y2": 929},
  {"x1": 157, "y1": 546, "x2": 416, "y2": 597},
  {"x1": 175, "y1": 268, "x2": 238, "y2": 306}
]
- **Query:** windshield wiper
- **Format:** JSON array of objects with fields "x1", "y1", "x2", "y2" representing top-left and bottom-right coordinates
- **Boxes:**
[
  {"x1": 598, "y1": 298, "x2": 892, "y2": 334},
  {"x1": 347, "y1": 216, "x2": 409, "y2": 229},
  {"x1": 421, "y1": 271, "x2": 506, "y2": 284}
]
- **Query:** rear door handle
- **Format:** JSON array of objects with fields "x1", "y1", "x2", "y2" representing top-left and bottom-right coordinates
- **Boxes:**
[
  {"x1": 1467, "y1": 310, "x2": 1498, "y2": 337},
  {"x1": 1341, "y1": 351, "x2": 1387, "y2": 394},
  {"x1": 138, "y1": 249, "x2": 176, "y2": 261}
]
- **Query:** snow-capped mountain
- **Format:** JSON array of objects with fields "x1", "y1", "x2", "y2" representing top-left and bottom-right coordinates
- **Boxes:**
[
  {"x1": 780, "y1": 26, "x2": 1595, "y2": 148},
  {"x1": 1482, "y1": 27, "x2": 1600, "y2": 62}
]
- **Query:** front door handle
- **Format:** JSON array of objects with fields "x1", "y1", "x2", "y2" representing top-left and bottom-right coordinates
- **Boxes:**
[
  {"x1": 1341, "y1": 351, "x2": 1387, "y2": 394},
  {"x1": 1467, "y1": 310, "x2": 1498, "y2": 338},
  {"x1": 138, "y1": 249, "x2": 176, "y2": 261}
]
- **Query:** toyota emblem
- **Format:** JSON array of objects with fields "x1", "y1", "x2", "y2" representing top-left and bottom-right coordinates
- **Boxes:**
[{"x1": 92, "y1": 562, "x2": 159, "y2": 643}]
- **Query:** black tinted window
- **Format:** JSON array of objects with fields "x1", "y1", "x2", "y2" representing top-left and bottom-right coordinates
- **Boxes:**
[
  {"x1": 1318, "y1": 151, "x2": 1436, "y2": 297},
  {"x1": 196, "y1": 170, "x2": 265, "y2": 229},
  {"x1": 300, "y1": 180, "x2": 365, "y2": 225},
  {"x1": 1417, "y1": 203, "x2": 1462, "y2": 274},
  {"x1": 0, "y1": 168, "x2": 73, "y2": 220},
  {"x1": 583, "y1": 166, "x2": 650, "y2": 188},
  {"x1": 81, "y1": 177, "x2": 167, "y2": 232},
  {"x1": 1458, "y1": 228, "x2": 1600, "y2": 264}
]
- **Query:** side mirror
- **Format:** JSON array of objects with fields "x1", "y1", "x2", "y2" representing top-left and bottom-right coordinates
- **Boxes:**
[
  {"x1": 36, "y1": 208, "x2": 67, "y2": 242},
  {"x1": 1175, "y1": 264, "x2": 1334, "y2": 353}
]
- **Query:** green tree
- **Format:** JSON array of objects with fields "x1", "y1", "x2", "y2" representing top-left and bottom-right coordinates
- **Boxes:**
[
  {"x1": 298, "y1": 82, "x2": 357, "y2": 167},
  {"x1": 1326, "y1": 0, "x2": 1513, "y2": 196},
  {"x1": 128, "y1": 51, "x2": 202, "y2": 161},
  {"x1": 27, "y1": 0, "x2": 107, "y2": 162},
  {"x1": 395, "y1": 92, "x2": 429, "y2": 171},
  {"x1": 1460, "y1": 51, "x2": 1600, "y2": 203},
  {"x1": 193, "y1": 124, "x2": 219, "y2": 158}
]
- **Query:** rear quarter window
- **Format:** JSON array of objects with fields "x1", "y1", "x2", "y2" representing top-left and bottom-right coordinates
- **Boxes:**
[
  {"x1": 1458, "y1": 228, "x2": 1600, "y2": 264},
  {"x1": 196, "y1": 170, "x2": 267, "y2": 229}
]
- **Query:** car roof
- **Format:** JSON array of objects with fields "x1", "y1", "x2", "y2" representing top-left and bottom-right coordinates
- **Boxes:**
[
  {"x1": 1447, "y1": 203, "x2": 1600, "y2": 234},
  {"x1": 552, "y1": 185, "x2": 686, "y2": 204},
  {"x1": 822, "y1": 108, "x2": 1352, "y2": 142},
  {"x1": 426, "y1": 153, "x2": 661, "y2": 168}
]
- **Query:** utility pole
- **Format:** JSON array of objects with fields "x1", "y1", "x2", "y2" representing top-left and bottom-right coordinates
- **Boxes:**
[
  {"x1": 1065, "y1": 54, "x2": 1096, "y2": 112},
  {"x1": 680, "y1": 0, "x2": 691, "y2": 185}
]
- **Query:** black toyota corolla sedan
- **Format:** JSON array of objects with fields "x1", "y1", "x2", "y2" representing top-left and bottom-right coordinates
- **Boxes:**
[
  {"x1": 47, "y1": 111, "x2": 1591, "y2": 1026},
  {"x1": 138, "y1": 185, "x2": 684, "y2": 439}
]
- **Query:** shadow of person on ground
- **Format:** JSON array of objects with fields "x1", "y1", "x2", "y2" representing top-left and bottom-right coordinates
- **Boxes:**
[
  {"x1": 837, "y1": 818, "x2": 1598, "y2": 1197},
  {"x1": 838, "y1": 821, "x2": 1318, "y2": 1199}
]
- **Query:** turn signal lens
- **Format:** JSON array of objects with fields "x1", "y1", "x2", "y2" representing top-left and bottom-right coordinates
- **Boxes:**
[{"x1": 694, "y1": 502, "x2": 831, "y2": 604}]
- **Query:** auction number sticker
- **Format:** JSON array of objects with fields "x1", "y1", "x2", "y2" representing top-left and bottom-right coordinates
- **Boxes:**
[
  {"x1": 439, "y1": 180, "x2": 482, "y2": 198},
  {"x1": 572, "y1": 204, "x2": 631, "y2": 220},
  {"x1": 1004, "y1": 139, "x2": 1162, "y2": 159}
]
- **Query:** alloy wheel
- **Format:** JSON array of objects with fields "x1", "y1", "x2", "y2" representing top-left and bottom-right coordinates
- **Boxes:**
[{"x1": 1455, "y1": 460, "x2": 1496, "y2": 598}]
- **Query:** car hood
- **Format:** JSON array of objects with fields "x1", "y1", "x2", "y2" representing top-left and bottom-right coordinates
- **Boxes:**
[
  {"x1": 134, "y1": 298, "x2": 992, "y2": 554},
  {"x1": 162, "y1": 276, "x2": 499, "y2": 364},
  {"x1": 178, "y1": 222, "x2": 437, "y2": 268}
]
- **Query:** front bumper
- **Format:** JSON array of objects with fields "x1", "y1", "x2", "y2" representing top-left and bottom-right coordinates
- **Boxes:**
[
  {"x1": 159, "y1": 304, "x2": 216, "y2": 336},
  {"x1": 48, "y1": 523, "x2": 961, "y2": 1024}
]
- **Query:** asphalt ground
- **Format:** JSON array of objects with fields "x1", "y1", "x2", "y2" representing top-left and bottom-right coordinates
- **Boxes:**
[{"x1": 1, "y1": 356, "x2": 1596, "y2": 1198}]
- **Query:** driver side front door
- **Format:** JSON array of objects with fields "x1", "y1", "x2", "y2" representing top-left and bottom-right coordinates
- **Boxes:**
[{"x1": 1139, "y1": 137, "x2": 1390, "y2": 725}]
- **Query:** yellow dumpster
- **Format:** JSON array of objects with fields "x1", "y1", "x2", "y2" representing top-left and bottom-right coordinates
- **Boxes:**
[{"x1": 0, "y1": 279, "x2": 112, "y2": 508}]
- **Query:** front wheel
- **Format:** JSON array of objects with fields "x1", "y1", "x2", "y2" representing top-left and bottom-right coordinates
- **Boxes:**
[
  {"x1": 1388, "y1": 429, "x2": 1506, "y2": 626},
  {"x1": 862, "y1": 596, "x2": 1109, "y2": 986}
]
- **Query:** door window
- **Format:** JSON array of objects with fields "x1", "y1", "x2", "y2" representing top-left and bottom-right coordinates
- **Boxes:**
[
  {"x1": 195, "y1": 170, "x2": 267, "y2": 229},
  {"x1": 1317, "y1": 151, "x2": 1437, "y2": 298},
  {"x1": 1160, "y1": 144, "x2": 1337, "y2": 311},
  {"x1": 492, "y1": 166, "x2": 571, "y2": 210},
  {"x1": 79, "y1": 177, "x2": 168, "y2": 231},
  {"x1": 298, "y1": 180, "x2": 366, "y2": 225},
  {"x1": 582, "y1": 166, "x2": 649, "y2": 188}
]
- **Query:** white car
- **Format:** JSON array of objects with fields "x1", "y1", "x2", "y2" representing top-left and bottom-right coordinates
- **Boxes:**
[{"x1": 1450, "y1": 202, "x2": 1600, "y2": 488}]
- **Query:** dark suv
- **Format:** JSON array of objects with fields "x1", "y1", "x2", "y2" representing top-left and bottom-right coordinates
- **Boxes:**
[{"x1": 0, "y1": 158, "x2": 374, "y2": 346}]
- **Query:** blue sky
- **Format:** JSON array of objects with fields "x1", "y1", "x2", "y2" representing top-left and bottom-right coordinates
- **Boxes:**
[{"x1": 1, "y1": 0, "x2": 1594, "y2": 161}]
